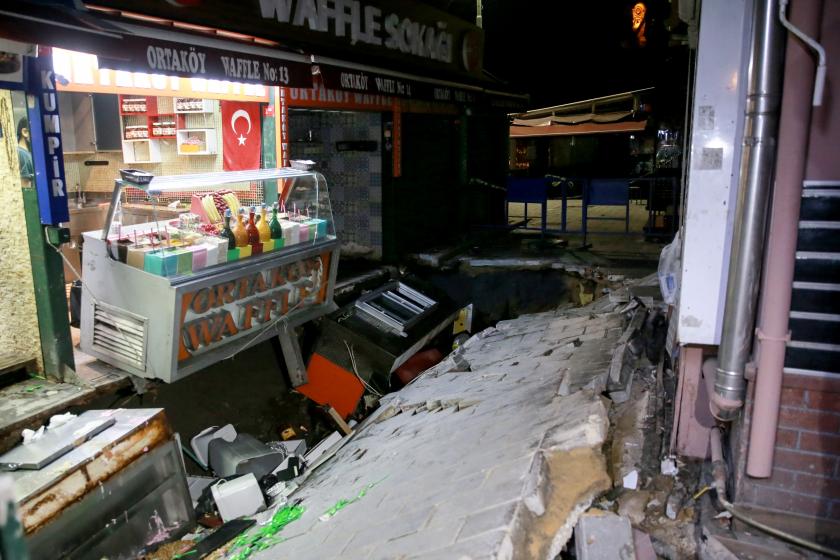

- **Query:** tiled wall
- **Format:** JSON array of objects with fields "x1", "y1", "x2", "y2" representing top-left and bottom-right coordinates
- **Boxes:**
[{"x1": 288, "y1": 110, "x2": 383, "y2": 259}]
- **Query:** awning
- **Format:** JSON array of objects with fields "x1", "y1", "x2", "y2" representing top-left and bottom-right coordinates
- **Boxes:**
[
  {"x1": 510, "y1": 120, "x2": 647, "y2": 138},
  {"x1": 312, "y1": 55, "x2": 528, "y2": 106},
  {"x1": 97, "y1": 21, "x2": 313, "y2": 88},
  {"x1": 0, "y1": 1, "x2": 525, "y2": 107},
  {"x1": 0, "y1": 1, "x2": 314, "y2": 88},
  {"x1": 512, "y1": 111, "x2": 635, "y2": 127},
  {"x1": 0, "y1": 2, "x2": 125, "y2": 56},
  {"x1": 313, "y1": 56, "x2": 482, "y2": 104}
]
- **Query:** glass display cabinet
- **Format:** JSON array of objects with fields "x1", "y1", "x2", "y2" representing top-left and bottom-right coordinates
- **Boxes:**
[{"x1": 79, "y1": 168, "x2": 340, "y2": 382}]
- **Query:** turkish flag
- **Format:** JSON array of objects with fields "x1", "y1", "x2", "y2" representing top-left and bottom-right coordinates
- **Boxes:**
[{"x1": 221, "y1": 101, "x2": 262, "y2": 171}]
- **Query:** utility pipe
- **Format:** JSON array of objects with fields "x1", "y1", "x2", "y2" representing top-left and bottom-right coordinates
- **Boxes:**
[
  {"x1": 713, "y1": 0, "x2": 786, "y2": 420},
  {"x1": 747, "y1": 0, "x2": 823, "y2": 479},
  {"x1": 778, "y1": 0, "x2": 827, "y2": 106},
  {"x1": 709, "y1": 428, "x2": 840, "y2": 557}
]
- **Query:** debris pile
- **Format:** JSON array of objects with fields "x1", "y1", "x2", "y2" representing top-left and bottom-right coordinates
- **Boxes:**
[{"x1": 173, "y1": 275, "x2": 690, "y2": 559}]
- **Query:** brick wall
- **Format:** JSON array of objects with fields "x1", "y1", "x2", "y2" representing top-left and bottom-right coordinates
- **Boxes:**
[{"x1": 736, "y1": 374, "x2": 840, "y2": 520}]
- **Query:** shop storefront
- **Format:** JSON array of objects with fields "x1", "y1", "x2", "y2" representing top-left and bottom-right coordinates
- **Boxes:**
[
  {"x1": 0, "y1": 0, "x2": 524, "y2": 387},
  {"x1": 0, "y1": 3, "x2": 527, "y2": 554}
]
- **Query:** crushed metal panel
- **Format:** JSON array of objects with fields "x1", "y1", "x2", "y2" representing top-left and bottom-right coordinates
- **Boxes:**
[
  {"x1": 13, "y1": 408, "x2": 171, "y2": 534},
  {"x1": 0, "y1": 416, "x2": 115, "y2": 471},
  {"x1": 679, "y1": 0, "x2": 754, "y2": 345}
]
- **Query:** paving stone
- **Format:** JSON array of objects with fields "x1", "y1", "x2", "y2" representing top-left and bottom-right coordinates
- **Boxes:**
[
  {"x1": 382, "y1": 522, "x2": 461, "y2": 558},
  {"x1": 574, "y1": 510, "x2": 636, "y2": 560},
  {"x1": 347, "y1": 504, "x2": 435, "y2": 549},
  {"x1": 416, "y1": 530, "x2": 513, "y2": 560}
]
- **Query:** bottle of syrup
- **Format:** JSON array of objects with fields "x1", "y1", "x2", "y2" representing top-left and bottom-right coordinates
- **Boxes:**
[
  {"x1": 257, "y1": 205, "x2": 271, "y2": 242},
  {"x1": 269, "y1": 203, "x2": 283, "y2": 240},
  {"x1": 222, "y1": 209, "x2": 237, "y2": 248},
  {"x1": 232, "y1": 209, "x2": 248, "y2": 247},
  {"x1": 246, "y1": 206, "x2": 260, "y2": 245}
]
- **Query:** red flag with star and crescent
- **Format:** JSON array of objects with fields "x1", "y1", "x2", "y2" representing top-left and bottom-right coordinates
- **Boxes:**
[{"x1": 221, "y1": 101, "x2": 262, "y2": 171}]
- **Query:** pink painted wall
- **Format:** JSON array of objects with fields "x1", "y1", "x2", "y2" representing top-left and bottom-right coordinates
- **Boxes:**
[
  {"x1": 805, "y1": 1, "x2": 840, "y2": 180},
  {"x1": 733, "y1": 0, "x2": 840, "y2": 524}
]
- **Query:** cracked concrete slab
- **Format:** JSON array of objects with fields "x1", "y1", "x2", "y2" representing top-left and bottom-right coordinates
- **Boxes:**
[{"x1": 241, "y1": 301, "x2": 630, "y2": 559}]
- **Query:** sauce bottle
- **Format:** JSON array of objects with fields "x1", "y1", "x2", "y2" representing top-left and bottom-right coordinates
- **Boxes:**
[
  {"x1": 232, "y1": 209, "x2": 248, "y2": 247},
  {"x1": 257, "y1": 205, "x2": 271, "y2": 242},
  {"x1": 269, "y1": 203, "x2": 283, "y2": 240},
  {"x1": 222, "y1": 209, "x2": 237, "y2": 249},
  {"x1": 246, "y1": 206, "x2": 260, "y2": 245}
]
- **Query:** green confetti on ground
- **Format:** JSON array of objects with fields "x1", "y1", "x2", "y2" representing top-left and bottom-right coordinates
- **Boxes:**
[
  {"x1": 319, "y1": 480, "x2": 381, "y2": 522},
  {"x1": 171, "y1": 549, "x2": 197, "y2": 559},
  {"x1": 24, "y1": 384, "x2": 43, "y2": 393},
  {"x1": 227, "y1": 504, "x2": 305, "y2": 560}
]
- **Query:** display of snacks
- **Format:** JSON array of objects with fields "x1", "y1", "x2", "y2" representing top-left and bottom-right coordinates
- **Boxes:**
[
  {"x1": 191, "y1": 190, "x2": 242, "y2": 224},
  {"x1": 107, "y1": 205, "x2": 327, "y2": 277},
  {"x1": 178, "y1": 213, "x2": 200, "y2": 229},
  {"x1": 121, "y1": 97, "x2": 147, "y2": 113},
  {"x1": 179, "y1": 135, "x2": 205, "y2": 153},
  {"x1": 124, "y1": 125, "x2": 149, "y2": 140},
  {"x1": 175, "y1": 98, "x2": 206, "y2": 112},
  {"x1": 151, "y1": 121, "x2": 176, "y2": 137}
]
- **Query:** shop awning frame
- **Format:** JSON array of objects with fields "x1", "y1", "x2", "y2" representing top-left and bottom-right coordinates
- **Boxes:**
[
  {"x1": 311, "y1": 54, "x2": 528, "y2": 105},
  {"x1": 106, "y1": 20, "x2": 311, "y2": 67},
  {"x1": 509, "y1": 120, "x2": 648, "y2": 138}
]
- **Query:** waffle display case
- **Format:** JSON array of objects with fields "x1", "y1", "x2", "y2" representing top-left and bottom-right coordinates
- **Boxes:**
[{"x1": 79, "y1": 168, "x2": 339, "y2": 382}]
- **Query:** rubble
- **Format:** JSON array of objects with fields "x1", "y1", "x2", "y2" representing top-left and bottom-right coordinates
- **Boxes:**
[
  {"x1": 150, "y1": 275, "x2": 688, "y2": 559},
  {"x1": 221, "y1": 295, "x2": 642, "y2": 559}
]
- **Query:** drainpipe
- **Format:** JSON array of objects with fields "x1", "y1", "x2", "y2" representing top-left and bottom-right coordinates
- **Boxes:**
[
  {"x1": 713, "y1": 0, "x2": 786, "y2": 420},
  {"x1": 747, "y1": 0, "x2": 823, "y2": 478}
]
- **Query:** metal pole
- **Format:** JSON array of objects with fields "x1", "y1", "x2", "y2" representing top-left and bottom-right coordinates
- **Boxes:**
[
  {"x1": 713, "y1": 0, "x2": 786, "y2": 420},
  {"x1": 476, "y1": 0, "x2": 483, "y2": 28}
]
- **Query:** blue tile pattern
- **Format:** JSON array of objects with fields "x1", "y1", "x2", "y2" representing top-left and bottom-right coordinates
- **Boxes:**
[{"x1": 289, "y1": 110, "x2": 383, "y2": 257}]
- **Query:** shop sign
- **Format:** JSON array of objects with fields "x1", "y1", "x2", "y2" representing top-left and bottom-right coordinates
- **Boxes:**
[
  {"x1": 285, "y1": 84, "x2": 394, "y2": 110},
  {"x1": 91, "y1": 0, "x2": 484, "y2": 79},
  {"x1": 392, "y1": 105, "x2": 401, "y2": 177},
  {"x1": 278, "y1": 88, "x2": 289, "y2": 166},
  {"x1": 317, "y1": 64, "x2": 478, "y2": 104},
  {"x1": 98, "y1": 37, "x2": 314, "y2": 88},
  {"x1": 25, "y1": 52, "x2": 70, "y2": 225},
  {"x1": 177, "y1": 252, "x2": 331, "y2": 362}
]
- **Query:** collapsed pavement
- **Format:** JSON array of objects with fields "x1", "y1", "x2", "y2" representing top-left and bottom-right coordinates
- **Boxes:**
[{"x1": 215, "y1": 275, "x2": 695, "y2": 560}]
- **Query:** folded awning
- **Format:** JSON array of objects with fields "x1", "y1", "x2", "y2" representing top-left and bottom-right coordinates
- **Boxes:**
[
  {"x1": 510, "y1": 120, "x2": 647, "y2": 138},
  {"x1": 512, "y1": 110, "x2": 635, "y2": 127}
]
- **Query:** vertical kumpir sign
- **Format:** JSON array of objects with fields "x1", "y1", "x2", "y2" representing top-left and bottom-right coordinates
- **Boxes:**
[
  {"x1": 177, "y1": 252, "x2": 331, "y2": 363},
  {"x1": 26, "y1": 50, "x2": 69, "y2": 225}
]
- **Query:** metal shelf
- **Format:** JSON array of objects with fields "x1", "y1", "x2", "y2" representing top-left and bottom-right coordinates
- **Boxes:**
[{"x1": 117, "y1": 167, "x2": 316, "y2": 193}]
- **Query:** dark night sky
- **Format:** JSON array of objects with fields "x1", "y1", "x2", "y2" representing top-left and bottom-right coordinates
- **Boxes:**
[{"x1": 430, "y1": 0, "x2": 690, "y2": 112}]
